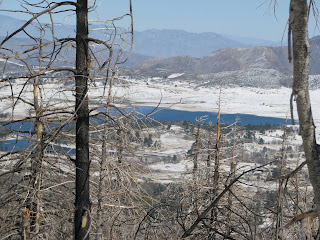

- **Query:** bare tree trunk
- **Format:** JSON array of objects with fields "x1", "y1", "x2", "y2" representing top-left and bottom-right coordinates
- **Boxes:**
[
  {"x1": 213, "y1": 97, "x2": 221, "y2": 198},
  {"x1": 206, "y1": 123, "x2": 213, "y2": 180},
  {"x1": 31, "y1": 35, "x2": 44, "y2": 238},
  {"x1": 23, "y1": 25, "x2": 45, "y2": 240},
  {"x1": 75, "y1": 0, "x2": 90, "y2": 239},
  {"x1": 21, "y1": 209, "x2": 31, "y2": 240},
  {"x1": 193, "y1": 118, "x2": 202, "y2": 183},
  {"x1": 211, "y1": 90, "x2": 221, "y2": 225},
  {"x1": 226, "y1": 125, "x2": 236, "y2": 238},
  {"x1": 290, "y1": 0, "x2": 320, "y2": 223},
  {"x1": 96, "y1": 69, "x2": 116, "y2": 240},
  {"x1": 276, "y1": 121, "x2": 287, "y2": 239}
]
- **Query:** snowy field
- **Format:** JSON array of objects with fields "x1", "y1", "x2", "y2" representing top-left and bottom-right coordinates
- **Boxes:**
[
  {"x1": 1, "y1": 74, "x2": 320, "y2": 141},
  {"x1": 114, "y1": 77, "x2": 320, "y2": 121},
  {"x1": 112, "y1": 76, "x2": 320, "y2": 141}
]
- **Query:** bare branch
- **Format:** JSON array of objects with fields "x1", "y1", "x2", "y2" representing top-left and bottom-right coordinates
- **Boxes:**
[{"x1": 0, "y1": 1, "x2": 79, "y2": 47}]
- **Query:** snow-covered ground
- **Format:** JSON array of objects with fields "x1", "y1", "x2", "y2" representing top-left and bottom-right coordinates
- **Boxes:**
[
  {"x1": 143, "y1": 125, "x2": 194, "y2": 183},
  {"x1": 111, "y1": 77, "x2": 320, "y2": 141},
  {"x1": 113, "y1": 78, "x2": 320, "y2": 121},
  {"x1": 2, "y1": 74, "x2": 320, "y2": 141}
]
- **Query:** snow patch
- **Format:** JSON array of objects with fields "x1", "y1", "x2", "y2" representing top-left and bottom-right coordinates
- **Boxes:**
[{"x1": 168, "y1": 73, "x2": 185, "y2": 79}]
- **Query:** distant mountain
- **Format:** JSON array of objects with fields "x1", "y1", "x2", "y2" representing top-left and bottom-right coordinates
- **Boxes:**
[
  {"x1": 222, "y1": 34, "x2": 282, "y2": 47},
  {"x1": 134, "y1": 46, "x2": 292, "y2": 74},
  {"x1": 0, "y1": 14, "x2": 75, "y2": 39},
  {"x1": 0, "y1": 15, "x2": 246, "y2": 58},
  {"x1": 1, "y1": 14, "x2": 320, "y2": 72},
  {"x1": 133, "y1": 29, "x2": 248, "y2": 58},
  {"x1": 0, "y1": 14, "x2": 151, "y2": 67},
  {"x1": 122, "y1": 52, "x2": 152, "y2": 67},
  {"x1": 0, "y1": 34, "x2": 151, "y2": 68},
  {"x1": 0, "y1": 15, "x2": 26, "y2": 37},
  {"x1": 191, "y1": 68, "x2": 293, "y2": 89},
  {"x1": 133, "y1": 37, "x2": 320, "y2": 75},
  {"x1": 309, "y1": 35, "x2": 320, "y2": 74},
  {"x1": 201, "y1": 46, "x2": 291, "y2": 73}
]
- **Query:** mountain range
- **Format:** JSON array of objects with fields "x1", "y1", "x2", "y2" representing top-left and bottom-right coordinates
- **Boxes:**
[
  {"x1": 133, "y1": 46, "x2": 291, "y2": 74},
  {"x1": 133, "y1": 37, "x2": 320, "y2": 76},
  {"x1": 132, "y1": 29, "x2": 280, "y2": 58},
  {"x1": 1, "y1": 14, "x2": 320, "y2": 77},
  {"x1": 0, "y1": 14, "x2": 280, "y2": 59}
]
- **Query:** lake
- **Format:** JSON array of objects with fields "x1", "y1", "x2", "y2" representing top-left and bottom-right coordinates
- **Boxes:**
[
  {"x1": 0, "y1": 106, "x2": 286, "y2": 152},
  {"x1": 135, "y1": 106, "x2": 287, "y2": 125}
]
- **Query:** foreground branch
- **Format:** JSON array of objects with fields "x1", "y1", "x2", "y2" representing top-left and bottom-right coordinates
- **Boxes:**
[{"x1": 181, "y1": 162, "x2": 272, "y2": 238}]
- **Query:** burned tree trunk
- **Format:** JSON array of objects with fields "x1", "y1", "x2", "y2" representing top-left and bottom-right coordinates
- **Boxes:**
[{"x1": 74, "y1": 0, "x2": 90, "y2": 239}]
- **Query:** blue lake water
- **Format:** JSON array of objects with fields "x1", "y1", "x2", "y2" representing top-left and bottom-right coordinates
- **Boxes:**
[
  {"x1": 135, "y1": 106, "x2": 287, "y2": 125},
  {"x1": 0, "y1": 121, "x2": 74, "y2": 153},
  {"x1": 0, "y1": 106, "x2": 286, "y2": 152}
]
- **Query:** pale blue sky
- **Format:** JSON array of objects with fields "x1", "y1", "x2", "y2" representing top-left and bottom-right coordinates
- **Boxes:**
[
  {"x1": 1, "y1": 0, "x2": 318, "y2": 42},
  {"x1": 131, "y1": 0, "x2": 290, "y2": 41}
]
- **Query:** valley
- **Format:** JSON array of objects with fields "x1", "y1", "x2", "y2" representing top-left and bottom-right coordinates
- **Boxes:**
[{"x1": 0, "y1": 12, "x2": 319, "y2": 237}]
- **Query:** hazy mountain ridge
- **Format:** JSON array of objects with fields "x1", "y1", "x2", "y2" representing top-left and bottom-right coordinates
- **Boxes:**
[
  {"x1": 0, "y1": 14, "x2": 281, "y2": 59},
  {"x1": 130, "y1": 42, "x2": 320, "y2": 89},
  {"x1": 133, "y1": 46, "x2": 292, "y2": 74},
  {"x1": 133, "y1": 29, "x2": 248, "y2": 57},
  {"x1": 133, "y1": 39, "x2": 320, "y2": 76},
  {"x1": 1, "y1": 14, "x2": 320, "y2": 90},
  {"x1": 222, "y1": 34, "x2": 282, "y2": 46}
]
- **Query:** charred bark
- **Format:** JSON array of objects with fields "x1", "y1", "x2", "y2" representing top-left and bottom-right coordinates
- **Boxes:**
[{"x1": 74, "y1": 0, "x2": 91, "y2": 239}]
